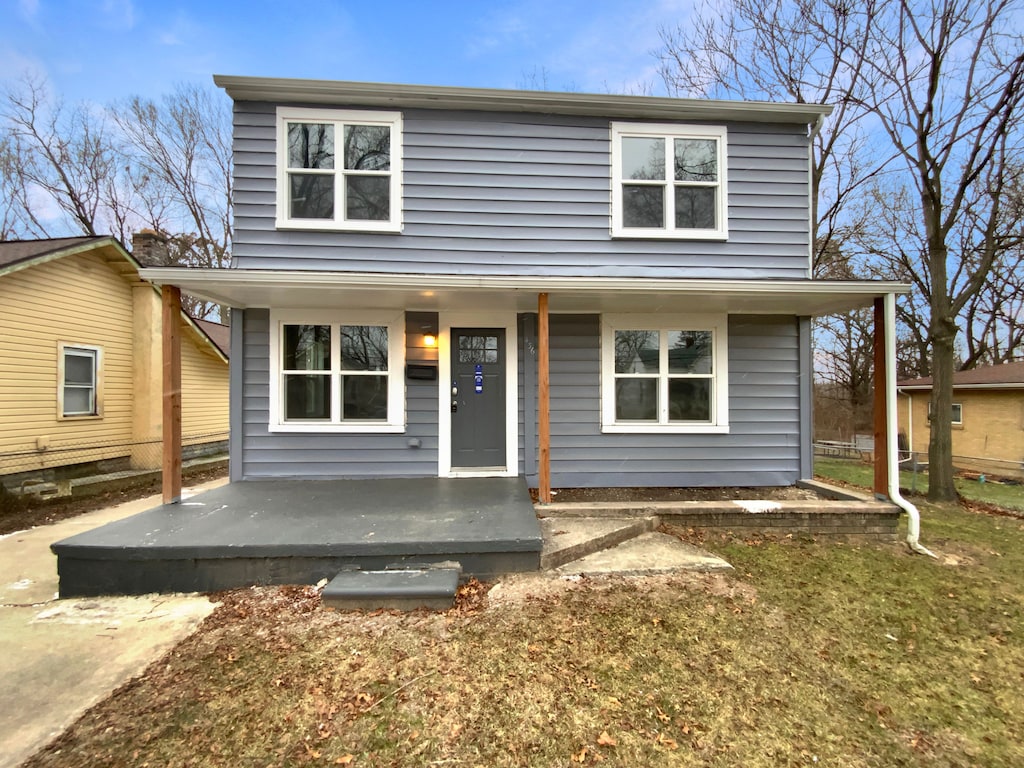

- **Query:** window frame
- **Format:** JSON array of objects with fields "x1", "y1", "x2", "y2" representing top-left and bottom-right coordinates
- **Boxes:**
[
  {"x1": 275, "y1": 107, "x2": 403, "y2": 233},
  {"x1": 600, "y1": 314, "x2": 729, "y2": 433},
  {"x1": 58, "y1": 343, "x2": 102, "y2": 419},
  {"x1": 268, "y1": 310, "x2": 406, "y2": 433},
  {"x1": 610, "y1": 122, "x2": 728, "y2": 240}
]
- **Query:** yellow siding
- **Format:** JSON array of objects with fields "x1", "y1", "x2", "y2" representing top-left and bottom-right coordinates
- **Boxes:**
[
  {"x1": 181, "y1": 322, "x2": 230, "y2": 444},
  {"x1": 0, "y1": 252, "x2": 135, "y2": 474},
  {"x1": 898, "y1": 389, "x2": 1024, "y2": 479}
]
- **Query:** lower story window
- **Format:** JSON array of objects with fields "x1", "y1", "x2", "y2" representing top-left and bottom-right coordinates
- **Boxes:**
[
  {"x1": 601, "y1": 315, "x2": 728, "y2": 433},
  {"x1": 271, "y1": 311, "x2": 405, "y2": 432},
  {"x1": 59, "y1": 344, "x2": 100, "y2": 417}
]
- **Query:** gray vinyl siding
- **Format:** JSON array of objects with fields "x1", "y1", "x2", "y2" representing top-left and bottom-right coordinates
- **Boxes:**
[
  {"x1": 523, "y1": 313, "x2": 801, "y2": 488},
  {"x1": 232, "y1": 102, "x2": 811, "y2": 279},
  {"x1": 238, "y1": 309, "x2": 438, "y2": 479}
]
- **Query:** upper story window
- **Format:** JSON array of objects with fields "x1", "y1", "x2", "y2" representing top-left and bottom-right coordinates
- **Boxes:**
[
  {"x1": 611, "y1": 122, "x2": 728, "y2": 240},
  {"x1": 276, "y1": 107, "x2": 403, "y2": 233}
]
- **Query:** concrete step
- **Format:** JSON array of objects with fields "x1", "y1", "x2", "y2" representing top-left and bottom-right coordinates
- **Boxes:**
[
  {"x1": 322, "y1": 567, "x2": 460, "y2": 611},
  {"x1": 538, "y1": 516, "x2": 657, "y2": 569}
]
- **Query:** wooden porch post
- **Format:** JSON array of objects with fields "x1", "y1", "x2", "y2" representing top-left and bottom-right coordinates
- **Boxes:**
[
  {"x1": 538, "y1": 292, "x2": 551, "y2": 503},
  {"x1": 873, "y1": 296, "x2": 889, "y2": 498},
  {"x1": 162, "y1": 285, "x2": 183, "y2": 504}
]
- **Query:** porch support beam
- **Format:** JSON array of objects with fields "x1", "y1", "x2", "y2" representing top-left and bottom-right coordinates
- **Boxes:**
[
  {"x1": 162, "y1": 285, "x2": 183, "y2": 504},
  {"x1": 873, "y1": 296, "x2": 889, "y2": 498},
  {"x1": 538, "y1": 292, "x2": 551, "y2": 503}
]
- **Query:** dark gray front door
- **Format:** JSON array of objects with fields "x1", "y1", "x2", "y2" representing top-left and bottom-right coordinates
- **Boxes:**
[{"x1": 451, "y1": 328, "x2": 506, "y2": 468}]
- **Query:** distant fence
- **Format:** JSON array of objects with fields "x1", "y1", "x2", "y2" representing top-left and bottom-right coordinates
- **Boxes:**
[
  {"x1": 0, "y1": 431, "x2": 229, "y2": 498},
  {"x1": 814, "y1": 442, "x2": 1024, "y2": 482}
]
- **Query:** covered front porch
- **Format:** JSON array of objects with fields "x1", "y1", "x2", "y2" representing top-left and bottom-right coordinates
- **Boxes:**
[{"x1": 51, "y1": 477, "x2": 542, "y2": 597}]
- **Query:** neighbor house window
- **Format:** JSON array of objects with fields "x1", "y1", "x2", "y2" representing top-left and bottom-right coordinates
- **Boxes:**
[
  {"x1": 59, "y1": 344, "x2": 100, "y2": 417},
  {"x1": 269, "y1": 311, "x2": 405, "y2": 432},
  {"x1": 601, "y1": 315, "x2": 729, "y2": 433},
  {"x1": 276, "y1": 107, "x2": 402, "y2": 232},
  {"x1": 611, "y1": 122, "x2": 727, "y2": 239},
  {"x1": 927, "y1": 401, "x2": 963, "y2": 425}
]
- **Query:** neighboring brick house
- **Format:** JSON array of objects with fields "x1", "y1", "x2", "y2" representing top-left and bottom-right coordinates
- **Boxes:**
[
  {"x1": 0, "y1": 235, "x2": 229, "y2": 493},
  {"x1": 898, "y1": 361, "x2": 1024, "y2": 479}
]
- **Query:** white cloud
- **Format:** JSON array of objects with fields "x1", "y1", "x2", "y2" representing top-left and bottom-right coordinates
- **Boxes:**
[
  {"x1": 18, "y1": 0, "x2": 40, "y2": 20},
  {"x1": 97, "y1": 0, "x2": 136, "y2": 30}
]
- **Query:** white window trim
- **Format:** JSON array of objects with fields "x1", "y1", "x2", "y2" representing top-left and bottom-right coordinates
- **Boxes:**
[
  {"x1": 57, "y1": 343, "x2": 102, "y2": 419},
  {"x1": 600, "y1": 314, "x2": 729, "y2": 434},
  {"x1": 951, "y1": 402, "x2": 963, "y2": 426},
  {"x1": 268, "y1": 309, "x2": 405, "y2": 433},
  {"x1": 437, "y1": 311, "x2": 519, "y2": 478},
  {"x1": 275, "y1": 106, "x2": 403, "y2": 233},
  {"x1": 610, "y1": 122, "x2": 728, "y2": 240}
]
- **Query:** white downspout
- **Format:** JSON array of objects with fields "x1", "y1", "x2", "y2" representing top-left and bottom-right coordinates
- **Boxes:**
[{"x1": 884, "y1": 292, "x2": 937, "y2": 557}]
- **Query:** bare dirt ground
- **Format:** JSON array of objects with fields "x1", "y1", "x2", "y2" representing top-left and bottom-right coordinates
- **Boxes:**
[{"x1": 0, "y1": 464, "x2": 229, "y2": 536}]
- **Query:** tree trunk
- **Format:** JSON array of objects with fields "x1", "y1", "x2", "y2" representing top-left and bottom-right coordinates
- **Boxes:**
[{"x1": 927, "y1": 266, "x2": 959, "y2": 501}]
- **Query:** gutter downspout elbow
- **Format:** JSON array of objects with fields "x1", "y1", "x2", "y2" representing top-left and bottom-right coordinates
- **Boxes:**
[{"x1": 884, "y1": 293, "x2": 937, "y2": 558}]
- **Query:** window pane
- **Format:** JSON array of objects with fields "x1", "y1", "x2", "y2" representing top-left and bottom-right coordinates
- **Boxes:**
[
  {"x1": 290, "y1": 174, "x2": 334, "y2": 219},
  {"x1": 667, "y1": 331, "x2": 713, "y2": 374},
  {"x1": 674, "y1": 186, "x2": 716, "y2": 229},
  {"x1": 615, "y1": 378, "x2": 658, "y2": 421},
  {"x1": 343, "y1": 375, "x2": 388, "y2": 420},
  {"x1": 344, "y1": 125, "x2": 390, "y2": 170},
  {"x1": 623, "y1": 185, "x2": 664, "y2": 228},
  {"x1": 621, "y1": 137, "x2": 665, "y2": 180},
  {"x1": 345, "y1": 176, "x2": 390, "y2": 221},
  {"x1": 288, "y1": 123, "x2": 334, "y2": 169},
  {"x1": 63, "y1": 387, "x2": 93, "y2": 415},
  {"x1": 284, "y1": 325, "x2": 330, "y2": 370},
  {"x1": 669, "y1": 379, "x2": 712, "y2": 422},
  {"x1": 64, "y1": 353, "x2": 95, "y2": 385},
  {"x1": 614, "y1": 330, "x2": 659, "y2": 374},
  {"x1": 674, "y1": 138, "x2": 717, "y2": 181},
  {"x1": 951, "y1": 403, "x2": 962, "y2": 423},
  {"x1": 284, "y1": 374, "x2": 331, "y2": 420},
  {"x1": 341, "y1": 326, "x2": 388, "y2": 371},
  {"x1": 459, "y1": 335, "x2": 499, "y2": 364}
]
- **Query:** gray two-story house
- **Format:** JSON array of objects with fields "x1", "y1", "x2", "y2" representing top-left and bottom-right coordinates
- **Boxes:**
[{"x1": 151, "y1": 76, "x2": 903, "y2": 493}]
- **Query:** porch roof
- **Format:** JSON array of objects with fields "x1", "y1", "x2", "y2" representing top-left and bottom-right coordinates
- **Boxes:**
[{"x1": 140, "y1": 268, "x2": 908, "y2": 316}]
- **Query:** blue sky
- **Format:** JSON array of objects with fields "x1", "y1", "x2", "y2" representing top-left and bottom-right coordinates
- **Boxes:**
[{"x1": 1, "y1": 0, "x2": 693, "y2": 105}]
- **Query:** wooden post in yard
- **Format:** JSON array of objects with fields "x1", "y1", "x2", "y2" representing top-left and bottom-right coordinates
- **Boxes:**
[
  {"x1": 873, "y1": 296, "x2": 889, "y2": 498},
  {"x1": 162, "y1": 285, "x2": 183, "y2": 504},
  {"x1": 538, "y1": 292, "x2": 551, "y2": 503}
]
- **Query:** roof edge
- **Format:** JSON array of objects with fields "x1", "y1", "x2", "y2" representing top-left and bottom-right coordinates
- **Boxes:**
[
  {"x1": 0, "y1": 236, "x2": 138, "y2": 278},
  {"x1": 212, "y1": 75, "x2": 833, "y2": 125}
]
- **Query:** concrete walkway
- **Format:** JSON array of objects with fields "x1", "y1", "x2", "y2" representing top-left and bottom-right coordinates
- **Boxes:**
[{"x1": 0, "y1": 479, "x2": 226, "y2": 768}]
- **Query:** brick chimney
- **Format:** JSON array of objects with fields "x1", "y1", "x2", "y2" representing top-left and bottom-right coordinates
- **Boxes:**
[{"x1": 132, "y1": 229, "x2": 170, "y2": 266}]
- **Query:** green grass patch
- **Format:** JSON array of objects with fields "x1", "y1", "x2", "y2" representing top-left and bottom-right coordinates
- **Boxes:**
[
  {"x1": 815, "y1": 456, "x2": 1024, "y2": 512},
  {"x1": 26, "y1": 503, "x2": 1024, "y2": 768}
]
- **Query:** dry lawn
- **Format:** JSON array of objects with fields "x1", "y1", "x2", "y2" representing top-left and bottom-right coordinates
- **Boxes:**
[{"x1": 24, "y1": 501, "x2": 1024, "y2": 767}]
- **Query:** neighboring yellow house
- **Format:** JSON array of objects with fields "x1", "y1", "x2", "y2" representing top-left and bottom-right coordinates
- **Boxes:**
[
  {"x1": 897, "y1": 361, "x2": 1024, "y2": 480},
  {"x1": 0, "y1": 235, "x2": 229, "y2": 489}
]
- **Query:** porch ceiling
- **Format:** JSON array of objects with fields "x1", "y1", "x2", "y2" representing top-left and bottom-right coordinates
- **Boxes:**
[{"x1": 139, "y1": 268, "x2": 909, "y2": 317}]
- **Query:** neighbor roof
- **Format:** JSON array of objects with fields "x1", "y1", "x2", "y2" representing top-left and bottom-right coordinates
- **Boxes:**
[
  {"x1": 0, "y1": 236, "x2": 133, "y2": 273},
  {"x1": 899, "y1": 360, "x2": 1024, "y2": 390},
  {"x1": 213, "y1": 75, "x2": 833, "y2": 126},
  {"x1": 194, "y1": 318, "x2": 230, "y2": 358}
]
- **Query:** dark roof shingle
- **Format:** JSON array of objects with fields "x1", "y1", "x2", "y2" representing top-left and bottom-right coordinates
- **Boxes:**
[{"x1": 899, "y1": 360, "x2": 1024, "y2": 388}]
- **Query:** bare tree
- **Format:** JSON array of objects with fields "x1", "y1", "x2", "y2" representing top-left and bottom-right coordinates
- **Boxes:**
[
  {"x1": 658, "y1": 0, "x2": 888, "y2": 273},
  {"x1": 113, "y1": 83, "x2": 233, "y2": 275},
  {"x1": 1, "y1": 73, "x2": 138, "y2": 239},
  {"x1": 842, "y1": 0, "x2": 1024, "y2": 499}
]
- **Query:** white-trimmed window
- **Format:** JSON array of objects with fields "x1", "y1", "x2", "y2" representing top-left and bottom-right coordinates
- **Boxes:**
[
  {"x1": 611, "y1": 122, "x2": 727, "y2": 239},
  {"x1": 276, "y1": 107, "x2": 402, "y2": 232},
  {"x1": 58, "y1": 344, "x2": 101, "y2": 418},
  {"x1": 601, "y1": 315, "x2": 729, "y2": 433},
  {"x1": 269, "y1": 310, "x2": 405, "y2": 432},
  {"x1": 928, "y1": 401, "x2": 963, "y2": 425}
]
